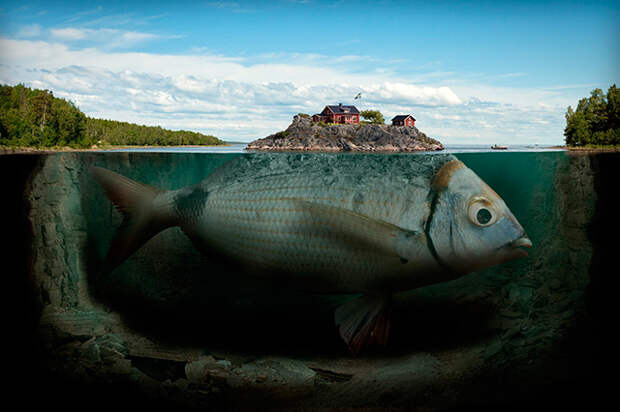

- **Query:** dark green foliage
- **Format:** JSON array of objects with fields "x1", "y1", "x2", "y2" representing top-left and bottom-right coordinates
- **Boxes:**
[
  {"x1": 564, "y1": 85, "x2": 620, "y2": 146},
  {"x1": 297, "y1": 113, "x2": 310, "y2": 119},
  {"x1": 84, "y1": 118, "x2": 223, "y2": 146},
  {"x1": 0, "y1": 83, "x2": 225, "y2": 148},
  {"x1": 360, "y1": 110, "x2": 385, "y2": 124},
  {"x1": 273, "y1": 130, "x2": 289, "y2": 139},
  {"x1": 418, "y1": 133, "x2": 437, "y2": 145},
  {"x1": 0, "y1": 84, "x2": 86, "y2": 147}
]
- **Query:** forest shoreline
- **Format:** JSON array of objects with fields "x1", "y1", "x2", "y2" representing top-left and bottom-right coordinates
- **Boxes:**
[
  {"x1": 550, "y1": 145, "x2": 620, "y2": 152},
  {"x1": 0, "y1": 144, "x2": 232, "y2": 155}
]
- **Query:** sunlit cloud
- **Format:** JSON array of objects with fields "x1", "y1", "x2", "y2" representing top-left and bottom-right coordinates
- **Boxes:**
[
  {"x1": 0, "y1": 36, "x2": 571, "y2": 144},
  {"x1": 49, "y1": 27, "x2": 159, "y2": 48},
  {"x1": 50, "y1": 27, "x2": 88, "y2": 40}
]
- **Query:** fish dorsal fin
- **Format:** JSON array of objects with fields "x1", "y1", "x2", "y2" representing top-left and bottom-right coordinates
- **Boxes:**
[{"x1": 289, "y1": 200, "x2": 419, "y2": 259}]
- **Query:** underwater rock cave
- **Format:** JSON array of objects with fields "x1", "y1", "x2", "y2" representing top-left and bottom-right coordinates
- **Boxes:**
[{"x1": 5, "y1": 151, "x2": 615, "y2": 410}]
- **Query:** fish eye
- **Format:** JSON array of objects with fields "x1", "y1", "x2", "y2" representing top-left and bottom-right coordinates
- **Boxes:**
[
  {"x1": 468, "y1": 197, "x2": 498, "y2": 227},
  {"x1": 477, "y1": 208, "x2": 492, "y2": 224}
]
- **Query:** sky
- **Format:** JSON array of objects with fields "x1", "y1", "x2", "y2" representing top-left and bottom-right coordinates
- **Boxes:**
[{"x1": 0, "y1": 1, "x2": 618, "y2": 144}]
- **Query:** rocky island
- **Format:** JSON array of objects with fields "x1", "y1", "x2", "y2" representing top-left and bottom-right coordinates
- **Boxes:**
[{"x1": 247, "y1": 114, "x2": 444, "y2": 152}]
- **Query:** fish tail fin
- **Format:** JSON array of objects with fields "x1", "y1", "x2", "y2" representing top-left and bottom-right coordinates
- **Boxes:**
[{"x1": 91, "y1": 167, "x2": 175, "y2": 273}]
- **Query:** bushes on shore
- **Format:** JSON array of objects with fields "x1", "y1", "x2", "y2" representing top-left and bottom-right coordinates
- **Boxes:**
[
  {"x1": 360, "y1": 110, "x2": 385, "y2": 124},
  {"x1": 0, "y1": 84, "x2": 224, "y2": 148},
  {"x1": 564, "y1": 84, "x2": 619, "y2": 146}
]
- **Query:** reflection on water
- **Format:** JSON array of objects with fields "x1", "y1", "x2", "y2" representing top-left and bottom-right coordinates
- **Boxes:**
[
  {"x1": 105, "y1": 143, "x2": 564, "y2": 154},
  {"x1": 105, "y1": 143, "x2": 249, "y2": 153},
  {"x1": 442, "y1": 144, "x2": 564, "y2": 153}
]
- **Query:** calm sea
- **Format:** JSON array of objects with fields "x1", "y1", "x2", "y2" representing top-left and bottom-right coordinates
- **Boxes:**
[{"x1": 105, "y1": 143, "x2": 564, "y2": 154}]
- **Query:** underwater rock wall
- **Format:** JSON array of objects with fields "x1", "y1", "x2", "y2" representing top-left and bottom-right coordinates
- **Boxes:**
[{"x1": 10, "y1": 151, "x2": 610, "y2": 410}]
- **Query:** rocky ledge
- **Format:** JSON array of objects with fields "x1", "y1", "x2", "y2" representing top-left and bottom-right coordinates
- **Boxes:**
[{"x1": 247, "y1": 115, "x2": 444, "y2": 152}]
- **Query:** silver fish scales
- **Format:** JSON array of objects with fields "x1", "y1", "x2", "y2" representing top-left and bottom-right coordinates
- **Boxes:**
[{"x1": 92, "y1": 153, "x2": 531, "y2": 353}]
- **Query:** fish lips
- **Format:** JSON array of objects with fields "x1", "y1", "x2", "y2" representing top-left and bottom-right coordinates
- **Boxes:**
[{"x1": 501, "y1": 235, "x2": 533, "y2": 258}]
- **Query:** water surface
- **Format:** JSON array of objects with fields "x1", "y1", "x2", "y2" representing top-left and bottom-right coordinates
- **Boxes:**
[{"x1": 105, "y1": 143, "x2": 564, "y2": 154}]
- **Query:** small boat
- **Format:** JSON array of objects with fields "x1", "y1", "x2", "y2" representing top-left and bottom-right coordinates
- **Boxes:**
[{"x1": 491, "y1": 144, "x2": 508, "y2": 150}]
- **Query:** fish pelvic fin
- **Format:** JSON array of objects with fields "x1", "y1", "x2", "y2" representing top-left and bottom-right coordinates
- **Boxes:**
[
  {"x1": 91, "y1": 167, "x2": 175, "y2": 273},
  {"x1": 335, "y1": 294, "x2": 392, "y2": 355}
]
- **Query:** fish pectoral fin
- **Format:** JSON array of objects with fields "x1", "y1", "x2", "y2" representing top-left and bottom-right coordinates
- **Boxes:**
[
  {"x1": 290, "y1": 200, "x2": 418, "y2": 258},
  {"x1": 335, "y1": 294, "x2": 392, "y2": 355}
]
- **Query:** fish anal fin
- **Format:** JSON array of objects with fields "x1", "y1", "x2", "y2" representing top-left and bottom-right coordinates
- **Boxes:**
[{"x1": 335, "y1": 294, "x2": 392, "y2": 355}]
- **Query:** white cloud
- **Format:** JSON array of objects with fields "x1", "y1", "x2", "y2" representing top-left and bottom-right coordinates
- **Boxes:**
[
  {"x1": 365, "y1": 82, "x2": 462, "y2": 106},
  {"x1": 0, "y1": 36, "x2": 573, "y2": 144},
  {"x1": 50, "y1": 27, "x2": 159, "y2": 48},
  {"x1": 496, "y1": 72, "x2": 527, "y2": 79},
  {"x1": 121, "y1": 31, "x2": 158, "y2": 42},
  {"x1": 204, "y1": 1, "x2": 256, "y2": 13},
  {"x1": 50, "y1": 27, "x2": 88, "y2": 40},
  {"x1": 65, "y1": 5, "x2": 104, "y2": 23},
  {"x1": 16, "y1": 24, "x2": 42, "y2": 38}
]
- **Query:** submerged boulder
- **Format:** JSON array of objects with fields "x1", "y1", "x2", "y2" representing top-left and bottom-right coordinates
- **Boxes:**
[{"x1": 247, "y1": 115, "x2": 444, "y2": 152}]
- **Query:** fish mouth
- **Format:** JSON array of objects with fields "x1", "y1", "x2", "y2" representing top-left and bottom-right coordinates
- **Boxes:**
[{"x1": 507, "y1": 236, "x2": 533, "y2": 257}]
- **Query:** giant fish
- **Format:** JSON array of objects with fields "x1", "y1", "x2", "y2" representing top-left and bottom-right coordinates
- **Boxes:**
[{"x1": 92, "y1": 153, "x2": 531, "y2": 353}]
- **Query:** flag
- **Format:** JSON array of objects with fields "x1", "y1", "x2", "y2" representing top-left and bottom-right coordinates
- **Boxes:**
[{"x1": 354, "y1": 92, "x2": 362, "y2": 100}]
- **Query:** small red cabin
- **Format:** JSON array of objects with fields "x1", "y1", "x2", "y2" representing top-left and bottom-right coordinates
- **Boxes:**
[
  {"x1": 312, "y1": 103, "x2": 360, "y2": 124},
  {"x1": 391, "y1": 115, "x2": 416, "y2": 127}
]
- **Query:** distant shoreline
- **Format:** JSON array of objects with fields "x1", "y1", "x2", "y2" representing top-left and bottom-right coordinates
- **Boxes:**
[
  {"x1": 561, "y1": 145, "x2": 620, "y2": 152},
  {"x1": 9, "y1": 144, "x2": 618, "y2": 156},
  {"x1": 0, "y1": 144, "x2": 232, "y2": 155}
]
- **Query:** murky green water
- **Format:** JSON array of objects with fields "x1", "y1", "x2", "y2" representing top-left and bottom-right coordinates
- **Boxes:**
[
  {"x1": 9, "y1": 149, "x2": 611, "y2": 410},
  {"x1": 28, "y1": 151, "x2": 589, "y2": 325}
]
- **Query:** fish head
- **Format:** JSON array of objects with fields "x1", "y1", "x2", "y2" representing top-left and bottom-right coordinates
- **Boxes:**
[{"x1": 427, "y1": 159, "x2": 532, "y2": 274}]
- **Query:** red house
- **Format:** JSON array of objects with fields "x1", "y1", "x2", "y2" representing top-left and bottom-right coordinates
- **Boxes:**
[
  {"x1": 312, "y1": 103, "x2": 360, "y2": 124},
  {"x1": 391, "y1": 115, "x2": 416, "y2": 127}
]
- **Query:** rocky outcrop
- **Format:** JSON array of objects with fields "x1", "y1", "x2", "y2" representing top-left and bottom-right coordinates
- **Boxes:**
[{"x1": 247, "y1": 115, "x2": 444, "y2": 152}]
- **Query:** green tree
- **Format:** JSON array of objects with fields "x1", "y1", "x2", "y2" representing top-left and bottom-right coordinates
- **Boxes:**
[
  {"x1": 361, "y1": 109, "x2": 385, "y2": 124},
  {"x1": 1, "y1": 83, "x2": 225, "y2": 147},
  {"x1": 606, "y1": 84, "x2": 619, "y2": 130},
  {"x1": 564, "y1": 110, "x2": 590, "y2": 146},
  {"x1": 564, "y1": 84, "x2": 619, "y2": 146}
]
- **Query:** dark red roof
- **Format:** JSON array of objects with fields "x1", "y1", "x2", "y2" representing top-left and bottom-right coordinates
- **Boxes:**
[
  {"x1": 325, "y1": 104, "x2": 360, "y2": 115},
  {"x1": 391, "y1": 115, "x2": 416, "y2": 122}
]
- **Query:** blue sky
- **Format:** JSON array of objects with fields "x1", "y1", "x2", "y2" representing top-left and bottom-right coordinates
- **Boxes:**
[{"x1": 0, "y1": 0, "x2": 618, "y2": 143}]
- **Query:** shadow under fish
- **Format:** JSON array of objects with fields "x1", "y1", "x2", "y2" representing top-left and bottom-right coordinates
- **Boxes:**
[{"x1": 91, "y1": 153, "x2": 531, "y2": 355}]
